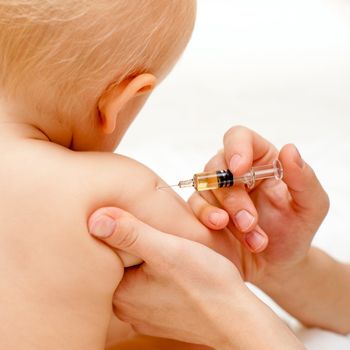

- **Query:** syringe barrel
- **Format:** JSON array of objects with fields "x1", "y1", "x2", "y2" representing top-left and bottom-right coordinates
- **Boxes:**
[
  {"x1": 192, "y1": 160, "x2": 283, "y2": 191},
  {"x1": 193, "y1": 169, "x2": 234, "y2": 191}
]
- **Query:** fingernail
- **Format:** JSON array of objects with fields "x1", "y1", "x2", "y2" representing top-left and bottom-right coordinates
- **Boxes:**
[
  {"x1": 245, "y1": 230, "x2": 266, "y2": 252},
  {"x1": 293, "y1": 145, "x2": 304, "y2": 169},
  {"x1": 229, "y1": 154, "x2": 242, "y2": 173},
  {"x1": 89, "y1": 215, "x2": 117, "y2": 238},
  {"x1": 235, "y1": 210, "x2": 255, "y2": 231},
  {"x1": 208, "y1": 212, "x2": 224, "y2": 226}
]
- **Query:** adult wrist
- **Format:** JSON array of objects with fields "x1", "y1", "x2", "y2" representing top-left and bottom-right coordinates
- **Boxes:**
[
  {"x1": 201, "y1": 283, "x2": 253, "y2": 349},
  {"x1": 254, "y1": 251, "x2": 312, "y2": 296},
  {"x1": 206, "y1": 288, "x2": 269, "y2": 349},
  {"x1": 212, "y1": 295, "x2": 303, "y2": 350}
]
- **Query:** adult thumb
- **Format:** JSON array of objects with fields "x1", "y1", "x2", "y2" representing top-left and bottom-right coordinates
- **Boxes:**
[
  {"x1": 88, "y1": 207, "x2": 170, "y2": 265},
  {"x1": 279, "y1": 144, "x2": 329, "y2": 218}
]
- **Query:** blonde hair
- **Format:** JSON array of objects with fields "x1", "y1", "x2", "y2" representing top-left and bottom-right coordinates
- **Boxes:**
[{"x1": 0, "y1": 0, "x2": 196, "y2": 121}]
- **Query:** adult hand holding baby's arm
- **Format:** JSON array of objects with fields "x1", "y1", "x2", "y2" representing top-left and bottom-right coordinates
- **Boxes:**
[
  {"x1": 88, "y1": 208, "x2": 304, "y2": 350},
  {"x1": 190, "y1": 126, "x2": 350, "y2": 334}
]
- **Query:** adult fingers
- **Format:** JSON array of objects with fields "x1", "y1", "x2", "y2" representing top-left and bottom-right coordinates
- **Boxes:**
[
  {"x1": 204, "y1": 153, "x2": 269, "y2": 252},
  {"x1": 223, "y1": 126, "x2": 277, "y2": 175},
  {"x1": 205, "y1": 152, "x2": 259, "y2": 233},
  {"x1": 279, "y1": 144, "x2": 330, "y2": 218},
  {"x1": 227, "y1": 221, "x2": 269, "y2": 253},
  {"x1": 88, "y1": 207, "x2": 174, "y2": 266},
  {"x1": 188, "y1": 191, "x2": 229, "y2": 230}
]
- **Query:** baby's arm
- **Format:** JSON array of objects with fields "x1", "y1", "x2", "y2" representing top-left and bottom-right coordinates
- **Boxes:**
[{"x1": 75, "y1": 151, "x2": 239, "y2": 266}]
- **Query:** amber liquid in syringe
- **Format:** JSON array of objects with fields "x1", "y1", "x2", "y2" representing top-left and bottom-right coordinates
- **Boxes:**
[{"x1": 192, "y1": 169, "x2": 234, "y2": 191}]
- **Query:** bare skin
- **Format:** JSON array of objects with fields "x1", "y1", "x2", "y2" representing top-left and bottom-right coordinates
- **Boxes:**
[
  {"x1": 107, "y1": 336, "x2": 212, "y2": 350},
  {"x1": 0, "y1": 122, "x2": 234, "y2": 349}
]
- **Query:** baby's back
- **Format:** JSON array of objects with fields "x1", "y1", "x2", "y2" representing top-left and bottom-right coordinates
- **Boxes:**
[{"x1": 0, "y1": 136, "x2": 128, "y2": 349}]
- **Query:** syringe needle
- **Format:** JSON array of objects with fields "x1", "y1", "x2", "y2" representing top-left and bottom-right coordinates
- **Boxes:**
[
  {"x1": 157, "y1": 184, "x2": 179, "y2": 190},
  {"x1": 157, "y1": 178, "x2": 195, "y2": 190}
]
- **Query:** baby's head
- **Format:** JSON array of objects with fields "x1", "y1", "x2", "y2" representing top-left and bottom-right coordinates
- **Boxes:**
[{"x1": 0, "y1": 0, "x2": 196, "y2": 150}]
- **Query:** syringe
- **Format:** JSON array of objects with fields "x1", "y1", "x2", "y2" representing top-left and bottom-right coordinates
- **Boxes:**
[{"x1": 159, "y1": 160, "x2": 283, "y2": 192}]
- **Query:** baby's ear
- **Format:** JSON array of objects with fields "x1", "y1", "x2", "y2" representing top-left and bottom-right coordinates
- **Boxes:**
[{"x1": 98, "y1": 73, "x2": 156, "y2": 134}]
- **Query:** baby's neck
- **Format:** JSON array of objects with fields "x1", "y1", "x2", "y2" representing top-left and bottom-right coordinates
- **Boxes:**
[
  {"x1": 0, "y1": 121, "x2": 50, "y2": 144},
  {"x1": 0, "y1": 100, "x2": 73, "y2": 147}
]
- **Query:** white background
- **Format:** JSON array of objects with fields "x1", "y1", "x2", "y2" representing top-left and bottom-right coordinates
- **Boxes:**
[{"x1": 118, "y1": 1, "x2": 350, "y2": 346}]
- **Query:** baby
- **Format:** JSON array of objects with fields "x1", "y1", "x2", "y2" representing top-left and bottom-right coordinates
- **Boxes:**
[{"x1": 0, "y1": 1, "x2": 233, "y2": 349}]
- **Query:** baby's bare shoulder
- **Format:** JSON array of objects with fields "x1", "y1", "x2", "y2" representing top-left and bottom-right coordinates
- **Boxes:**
[{"x1": 1, "y1": 138, "x2": 156, "y2": 208}]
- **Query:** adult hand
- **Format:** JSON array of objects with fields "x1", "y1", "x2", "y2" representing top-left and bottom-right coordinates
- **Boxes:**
[
  {"x1": 88, "y1": 208, "x2": 245, "y2": 348},
  {"x1": 88, "y1": 208, "x2": 305, "y2": 350},
  {"x1": 189, "y1": 126, "x2": 329, "y2": 286}
]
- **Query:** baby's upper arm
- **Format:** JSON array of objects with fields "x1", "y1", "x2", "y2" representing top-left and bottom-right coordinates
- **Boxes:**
[
  {"x1": 72, "y1": 151, "x2": 238, "y2": 262},
  {"x1": 74, "y1": 151, "x2": 205, "y2": 239}
]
